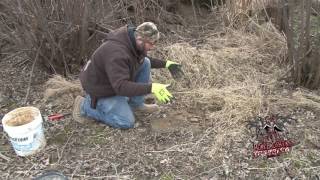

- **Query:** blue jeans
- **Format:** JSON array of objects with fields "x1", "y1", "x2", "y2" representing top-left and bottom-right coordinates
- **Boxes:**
[{"x1": 80, "y1": 57, "x2": 151, "y2": 129}]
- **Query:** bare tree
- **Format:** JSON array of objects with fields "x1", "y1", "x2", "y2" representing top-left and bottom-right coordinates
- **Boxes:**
[{"x1": 282, "y1": 0, "x2": 320, "y2": 89}]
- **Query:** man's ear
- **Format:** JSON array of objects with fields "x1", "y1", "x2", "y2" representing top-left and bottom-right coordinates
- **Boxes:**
[
  {"x1": 136, "y1": 36, "x2": 143, "y2": 41},
  {"x1": 135, "y1": 36, "x2": 144, "y2": 46}
]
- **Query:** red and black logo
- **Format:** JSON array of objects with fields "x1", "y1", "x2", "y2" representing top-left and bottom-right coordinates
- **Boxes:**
[{"x1": 247, "y1": 114, "x2": 297, "y2": 158}]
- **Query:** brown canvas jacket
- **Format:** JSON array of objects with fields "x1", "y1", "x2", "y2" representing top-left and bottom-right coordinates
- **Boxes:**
[{"x1": 80, "y1": 25, "x2": 166, "y2": 98}]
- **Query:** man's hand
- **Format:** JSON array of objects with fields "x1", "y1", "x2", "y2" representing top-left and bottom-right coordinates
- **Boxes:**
[
  {"x1": 166, "y1": 60, "x2": 185, "y2": 80},
  {"x1": 151, "y1": 83, "x2": 173, "y2": 103}
]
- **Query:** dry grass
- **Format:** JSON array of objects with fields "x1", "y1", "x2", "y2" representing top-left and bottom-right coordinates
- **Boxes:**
[
  {"x1": 42, "y1": 75, "x2": 83, "y2": 110},
  {"x1": 44, "y1": 75, "x2": 83, "y2": 99}
]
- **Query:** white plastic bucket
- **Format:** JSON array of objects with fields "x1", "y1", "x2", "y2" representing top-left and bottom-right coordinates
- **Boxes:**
[{"x1": 2, "y1": 107, "x2": 46, "y2": 156}]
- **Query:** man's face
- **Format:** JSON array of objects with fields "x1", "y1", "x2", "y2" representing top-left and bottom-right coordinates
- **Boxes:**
[{"x1": 136, "y1": 36, "x2": 156, "y2": 53}]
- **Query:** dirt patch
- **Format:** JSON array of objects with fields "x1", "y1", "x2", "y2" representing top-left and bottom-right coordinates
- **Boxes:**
[{"x1": 150, "y1": 110, "x2": 201, "y2": 133}]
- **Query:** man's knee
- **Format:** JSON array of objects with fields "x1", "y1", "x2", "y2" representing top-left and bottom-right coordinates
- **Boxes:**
[
  {"x1": 113, "y1": 115, "x2": 135, "y2": 129},
  {"x1": 80, "y1": 95, "x2": 91, "y2": 116},
  {"x1": 116, "y1": 121, "x2": 134, "y2": 129},
  {"x1": 118, "y1": 121, "x2": 134, "y2": 129}
]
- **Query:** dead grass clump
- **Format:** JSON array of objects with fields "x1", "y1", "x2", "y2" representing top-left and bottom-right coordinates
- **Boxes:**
[
  {"x1": 43, "y1": 75, "x2": 83, "y2": 108},
  {"x1": 161, "y1": 28, "x2": 286, "y2": 89},
  {"x1": 276, "y1": 88, "x2": 320, "y2": 111}
]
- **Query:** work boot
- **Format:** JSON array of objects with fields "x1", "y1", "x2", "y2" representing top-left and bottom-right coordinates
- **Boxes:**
[
  {"x1": 72, "y1": 96, "x2": 92, "y2": 124},
  {"x1": 133, "y1": 103, "x2": 159, "y2": 113}
]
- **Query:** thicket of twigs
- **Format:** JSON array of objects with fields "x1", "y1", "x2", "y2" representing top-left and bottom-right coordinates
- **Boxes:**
[
  {"x1": 0, "y1": 0, "x2": 186, "y2": 75},
  {"x1": 1, "y1": 0, "x2": 106, "y2": 75},
  {"x1": 0, "y1": 0, "x2": 279, "y2": 75},
  {"x1": 1, "y1": 0, "x2": 320, "y2": 88}
]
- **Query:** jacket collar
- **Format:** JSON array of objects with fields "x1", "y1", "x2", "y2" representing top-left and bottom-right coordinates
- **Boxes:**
[{"x1": 127, "y1": 25, "x2": 145, "y2": 62}]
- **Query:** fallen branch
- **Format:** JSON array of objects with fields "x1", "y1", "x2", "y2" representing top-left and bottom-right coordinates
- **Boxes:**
[{"x1": 0, "y1": 152, "x2": 11, "y2": 161}]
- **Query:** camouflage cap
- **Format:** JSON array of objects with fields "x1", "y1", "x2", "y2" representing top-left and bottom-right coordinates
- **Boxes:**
[{"x1": 136, "y1": 22, "x2": 160, "y2": 43}]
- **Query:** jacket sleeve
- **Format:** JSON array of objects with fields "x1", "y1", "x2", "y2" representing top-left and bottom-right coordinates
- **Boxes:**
[
  {"x1": 148, "y1": 56, "x2": 166, "y2": 69},
  {"x1": 105, "y1": 56, "x2": 152, "y2": 97}
]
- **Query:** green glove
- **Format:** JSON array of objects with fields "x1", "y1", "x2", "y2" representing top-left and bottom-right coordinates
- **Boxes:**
[
  {"x1": 166, "y1": 60, "x2": 185, "y2": 80},
  {"x1": 151, "y1": 83, "x2": 173, "y2": 103},
  {"x1": 166, "y1": 60, "x2": 180, "y2": 68}
]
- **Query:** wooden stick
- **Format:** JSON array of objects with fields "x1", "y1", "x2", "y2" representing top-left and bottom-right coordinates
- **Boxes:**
[{"x1": 0, "y1": 152, "x2": 11, "y2": 161}]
